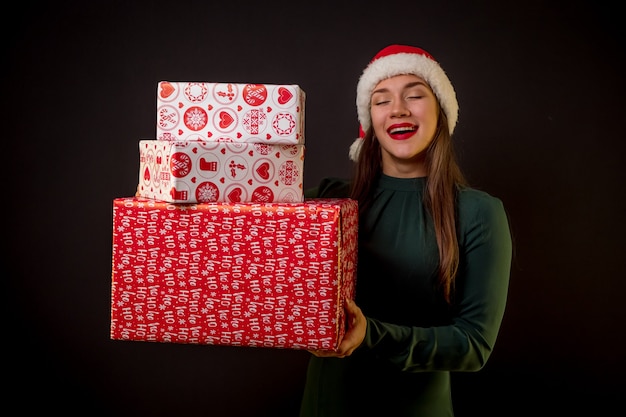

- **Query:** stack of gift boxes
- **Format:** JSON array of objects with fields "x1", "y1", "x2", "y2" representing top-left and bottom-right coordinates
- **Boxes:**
[{"x1": 110, "y1": 81, "x2": 358, "y2": 351}]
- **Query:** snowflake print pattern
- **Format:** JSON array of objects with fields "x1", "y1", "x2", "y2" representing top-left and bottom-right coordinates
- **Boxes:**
[
  {"x1": 184, "y1": 106, "x2": 208, "y2": 131},
  {"x1": 195, "y1": 182, "x2": 219, "y2": 202}
]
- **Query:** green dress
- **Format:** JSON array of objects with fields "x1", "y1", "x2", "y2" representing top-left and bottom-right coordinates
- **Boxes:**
[{"x1": 299, "y1": 174, "x2": 512, "y2": 417}]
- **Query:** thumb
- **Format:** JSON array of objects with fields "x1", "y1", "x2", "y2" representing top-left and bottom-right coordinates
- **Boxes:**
[{"x1": 344, "y1": 298, "x2": 359, "y2": 315}]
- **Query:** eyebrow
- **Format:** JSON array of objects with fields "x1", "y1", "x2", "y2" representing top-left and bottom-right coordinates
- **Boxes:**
[{"x1": 372, "y1": 81, "x2": 428, "y2": 95}]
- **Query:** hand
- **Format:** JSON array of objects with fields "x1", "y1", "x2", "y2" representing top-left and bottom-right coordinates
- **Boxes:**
[{"x1": 309, "y1": 298, "x2": 366, "y2": 358}]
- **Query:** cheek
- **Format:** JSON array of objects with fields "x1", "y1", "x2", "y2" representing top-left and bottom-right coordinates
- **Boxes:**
[
  {"x1": 370, "y1": 108, "x2": 384, "y2": 124},
  {"x1": 371, "y1": 119, "x2": 388, "y2": 139},
  {"x1": 413, "y1": 100, "x2": 438, "y2": 118},
  {"x1": 370, "y1": 108, "x2": 389, "y2": 134}
]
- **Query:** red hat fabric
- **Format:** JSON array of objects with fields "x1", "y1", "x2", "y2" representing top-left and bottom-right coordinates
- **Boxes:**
[{"x1": 349, "y1": 44, "x2": 459, "y2": 161}]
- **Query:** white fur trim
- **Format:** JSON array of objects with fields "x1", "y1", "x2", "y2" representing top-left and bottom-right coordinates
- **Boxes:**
[
  {"x1": 355, "y1": 52, "x2": 458, "y2": 136},
  {"x1": 349, "y1": 138, "x2": 363, "y2": 161}
]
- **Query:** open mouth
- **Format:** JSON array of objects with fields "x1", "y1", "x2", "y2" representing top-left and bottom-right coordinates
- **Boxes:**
[
  {"x1": 387, "y1": 124, "x2": 417, "y2": 139},
  {"x1": 388, "y1": 126, "x2": 417, "y2": 134}
]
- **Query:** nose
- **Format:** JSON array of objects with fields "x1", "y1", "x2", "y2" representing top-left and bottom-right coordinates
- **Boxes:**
[{"x1": 390, "y1": 99, "x2": 410, "y2": 117}]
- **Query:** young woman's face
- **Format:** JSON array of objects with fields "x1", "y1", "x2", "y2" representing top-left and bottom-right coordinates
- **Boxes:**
[{"x1": 370, "y1": 74, "x2": 439, "y2": 177}]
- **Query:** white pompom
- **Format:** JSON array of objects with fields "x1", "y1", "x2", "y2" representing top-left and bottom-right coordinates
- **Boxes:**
[{"x1": 348, "y1": 138, "x2": 363, "y2": 161}]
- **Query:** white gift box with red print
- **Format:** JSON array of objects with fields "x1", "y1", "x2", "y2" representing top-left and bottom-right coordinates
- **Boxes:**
[
  {"x1": 136, "y1": 139, "x2": 304, "y2": 204},
  {"x1": 110, "y1": 197, "x2": 358, "y2": 351},
  {"x1": 156, "y1": 81, "x2": 305, "y2": 145}
]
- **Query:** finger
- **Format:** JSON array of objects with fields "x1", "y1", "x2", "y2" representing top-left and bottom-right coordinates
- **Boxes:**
[{"x1": 309, "y1": 349, "x2": 336, "y2": 358}]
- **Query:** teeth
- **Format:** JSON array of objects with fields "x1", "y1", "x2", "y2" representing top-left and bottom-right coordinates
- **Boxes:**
[{"x1": 389, "y1": 126, "x2": 415, "y2": 134}]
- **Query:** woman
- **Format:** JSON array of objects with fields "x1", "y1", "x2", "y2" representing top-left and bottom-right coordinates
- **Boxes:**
[{"x1": 299, "y1": 45, "x2": 513, "y2": 416}]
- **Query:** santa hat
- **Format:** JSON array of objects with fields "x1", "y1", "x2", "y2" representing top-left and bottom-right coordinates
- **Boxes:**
[{"x1": 349, "y1": 44, "x2": 459, "y2": 161}]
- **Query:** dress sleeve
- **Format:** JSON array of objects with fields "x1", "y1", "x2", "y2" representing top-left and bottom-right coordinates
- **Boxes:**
[{"x1": 361, "y1": 193, "x2": 513, "y2": 373}]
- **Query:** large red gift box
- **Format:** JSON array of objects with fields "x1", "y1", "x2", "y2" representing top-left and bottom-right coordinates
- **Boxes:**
[
  {"x1": 110, "y1": 197, "x2": 358, "y2": 351},
  {"x1": 136, "y1": 139, "x2": 304, "y2": 203},
  {"x1": 156, "y1": 81, "x2": 305, "y2": 145}
]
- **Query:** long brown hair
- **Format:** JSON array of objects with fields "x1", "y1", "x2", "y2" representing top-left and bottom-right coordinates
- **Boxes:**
[{"x1": 350, "y1": 108, "x2": 467, "y2": 304}]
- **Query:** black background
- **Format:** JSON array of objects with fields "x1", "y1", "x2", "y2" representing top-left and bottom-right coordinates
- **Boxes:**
[{"x1": 6, "y1": 1, "x2": 625, "y2": 416}]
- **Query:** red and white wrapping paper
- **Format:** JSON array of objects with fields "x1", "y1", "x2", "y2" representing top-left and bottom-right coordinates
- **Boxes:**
[
  {"x1": 156, "y1": 81, "x2": 305, "y2": 145},
  {"x1": 136, "y1": 139, "x2": 304, "y2": 204},
  {"x1": 110, "y1": 197, "x2": 358, "y2": 351}
]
